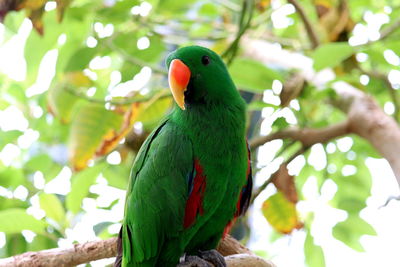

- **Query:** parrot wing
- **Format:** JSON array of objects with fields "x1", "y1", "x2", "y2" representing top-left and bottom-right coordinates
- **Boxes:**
[{"x1": 121, "y1": 119, "x2": 194, "y2": 266}]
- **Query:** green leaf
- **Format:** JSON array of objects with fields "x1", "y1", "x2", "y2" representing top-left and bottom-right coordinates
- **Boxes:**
[
  {"x1": 6, "y1": 83, "x2": 27, "y2": 106},
  {"x1": 333, "y1": 215, "x2": 377, "y2": 252},
  {"x1": 56, "y1": 9, "x2": 94, "y2": 73},
  {"x1": 272, "y1": 117, "x2": 289, "y2": 130},
  {"x1": 66, "y1": 163, "x2": 105, "y2": 214},
  {"x1": 93, "y1": 221, "x2": 113, "y2": 235},
  {"x1": 64, "y1": 47, "x2": 97, "y2": 72},
  {"x1": 336, "y1": 197, "x2": 366, "y2": 214},
  {"x1": 331, "y1": 154, "x2": 372, "y2": 208},
  {"x1": 262, "y1": 191, "x2": 301, "y2": 234},
  {"x1": 198, "y1": 3, "x2": 219, "y2": 17},
  {"x1": 39, "y1": 193, "x2": 66, "y2": 227},
  {"x1": 229, "y1": 58, "x2": 283, "y2": 92},
  {"x1": 0, "y1": 166, "x2": 25, "y2": 189},
  {"x1": 156, "y1": 0, "x2": 197, "y2": 15},
  {"x1": 135, "y1": 94, "x2": 172, "y2": 130},
  {"x1": 304, "y1": 231, "x2": 325, "y2": 267},
  {"x1": 102, "y1": 163, "x2": 130, "y2": 190},
  {"x1": 247, "y1": 101, "x2": 278, "y2": 111},
  {"x1": 0, "y1": 99, "x2": 9, "y2": 110},
  {"x1": 24, "y1": 10, "x2": 62, "y2": 84},
  {"x1": 2, "y1": 11, "x2": 26, "y2": 42},
  {"x1": 0, "y1": 130, "x2": 23, "y2": 151},
  {"x1": 0, "y1": 209, "x2": 47, "y2": 234},
  {"x1": 24, "y1": 154, "x2": 62, "y2": 182},
  {"x1": 47, "y1": 72, "x2": 90, "y2": 123},
  {"x1": 312, "y1": 42, "x2": 354, "y2": 71},
  {"x1": 28, "y1": 234, "x2": 57, "y2": 252},
  {"x1": 6, "y1": 234, "x2": 27, "y2": 256}
]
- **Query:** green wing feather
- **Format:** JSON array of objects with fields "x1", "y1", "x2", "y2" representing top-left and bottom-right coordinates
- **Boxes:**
[{"x1": 122, "y1": 119, "x2": 193, "y2": 267}]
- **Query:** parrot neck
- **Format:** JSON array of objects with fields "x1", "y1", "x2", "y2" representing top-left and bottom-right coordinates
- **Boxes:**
[{"x1": 171, "y1": 97, "x2": 247, "y2": 151}]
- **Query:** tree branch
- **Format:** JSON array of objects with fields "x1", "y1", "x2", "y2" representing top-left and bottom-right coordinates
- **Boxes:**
[
  {"x1": 249, "y1": 120, "x2": 350, "y2": 150},
  {"x1": 287, "y1": 0, "x2": 320, "y2": 49},
  {"x1": 333, "y1": 81, "x2": 400, "y2": 186},
  {"x1": 379, "y1": 18, "x2": 400, "y2": 41},
  {"x1": 0, "y1": 236, "x2": 275, "y2": 267},
  {"x1": 0, "y1": 237, "x2": 117, "y2": 267},
  {"x1": 243, "y1": 38, "x2": 400, "y2": 187}
]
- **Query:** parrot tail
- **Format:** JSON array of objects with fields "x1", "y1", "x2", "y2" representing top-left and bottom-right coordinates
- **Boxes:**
[{"x1": 113, "y1": 227, "x2": 123, "y2": 267}]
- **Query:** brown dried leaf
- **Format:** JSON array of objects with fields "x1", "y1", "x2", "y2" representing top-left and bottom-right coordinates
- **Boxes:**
[
  {"x1": 272, "y1": 164, "x2": 298, "y2": 203},
  {"x1": 256, "y1": 0, "x2": 271, "y2": 12},
  {"x1": 95, "y1": 103, "x2": 140, "y2": 157},
  {"x1": 55, "y1": 0, "x2": 71, "y2": 22},
  {"x1": 280, "y1": 72, "x2": 305, "y2": 107},
  {"x1": 28, "y1": 6, "x2": 45, "y2": 35},
  {"x1": 0, "y1": 0, "x2": 17, "y2": 22}
]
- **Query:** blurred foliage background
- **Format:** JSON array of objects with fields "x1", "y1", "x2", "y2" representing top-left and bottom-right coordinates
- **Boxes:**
[{"x1": 0, "y1": 0, "x2": 400, "y2": 266}]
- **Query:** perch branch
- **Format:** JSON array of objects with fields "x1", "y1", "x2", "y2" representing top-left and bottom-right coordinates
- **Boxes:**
[{"x1": 0, "y1": 235, "x2": 275, "y2": 267}]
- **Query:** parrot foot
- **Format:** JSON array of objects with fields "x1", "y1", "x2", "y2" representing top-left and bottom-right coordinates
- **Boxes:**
[
  {"x1": 177, "y1": 255, "x2": 212, "y2": 267},
  {"x1": 198, "y1": 249, "x2": 226, "y2": 267}
]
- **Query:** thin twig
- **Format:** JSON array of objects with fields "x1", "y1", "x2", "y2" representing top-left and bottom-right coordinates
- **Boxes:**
[
  {"x1": 249, "y1": 120, "x2": 350, "y2": 150},
  {"x1": 222, "y1": 0, "x2": 254, "y2": 65},
  {"x1": 379, "y1": 195, "x2": 400, "y2": 208},
  {"x1": 379, "y1": 18, "x2": 400, "y2": 41},
  {"x1": 363, "y1": 18, "x2": 400, "y2": 46},
  {"x1": 103, "y1": 39, "x2": 167, "y2": 75},
  {"x1": 63, "y1": 85, "x2": 171, "y2": 105},
  {"x1": 287, "y1": 0, "x2": 320, "y2": 49}
]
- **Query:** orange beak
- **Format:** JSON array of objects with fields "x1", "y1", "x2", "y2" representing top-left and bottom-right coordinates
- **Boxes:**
[{"x1": 168, "y1": 59, "x2": 191, "y2": 110}]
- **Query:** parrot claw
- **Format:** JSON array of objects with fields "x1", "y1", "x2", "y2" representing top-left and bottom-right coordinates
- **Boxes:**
[
  {"x1": 177, "y1": 255, "x2": 212, "y2": 267},
  {"x1": 199, "y1": 249, "x2": 226, "y2": 267}
]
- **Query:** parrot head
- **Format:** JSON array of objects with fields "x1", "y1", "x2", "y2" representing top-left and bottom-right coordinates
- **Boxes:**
[{"x1": 166, "y1": 46, "x2": 238, "y2": 110}]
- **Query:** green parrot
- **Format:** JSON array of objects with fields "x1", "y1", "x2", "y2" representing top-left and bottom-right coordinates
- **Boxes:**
[{"x1": 114, "y1": 46, "x2": 252, "y2": 267}]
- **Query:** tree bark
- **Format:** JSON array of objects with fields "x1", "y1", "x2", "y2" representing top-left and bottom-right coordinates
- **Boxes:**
[
  {"x1": 0, "y1": 235, "x2": 275, "y2": 267},
  {"x1": 333, "y1": 81, "x2": 400, "y2": 185}
]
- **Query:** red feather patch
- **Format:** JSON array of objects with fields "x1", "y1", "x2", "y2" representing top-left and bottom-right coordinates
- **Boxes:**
[{"x1": 183, "y1": 159, "x2": 207, "y2": 228}]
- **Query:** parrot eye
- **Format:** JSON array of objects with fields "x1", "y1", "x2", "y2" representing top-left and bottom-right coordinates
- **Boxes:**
[{"x1": 201, "y1": 55, "x2": 210, "y2": 66}]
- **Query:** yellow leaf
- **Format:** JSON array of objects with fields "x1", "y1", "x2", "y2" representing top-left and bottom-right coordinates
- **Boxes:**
[
  {"x1": 95, "y1": 102, "x2": 141, "y2": 157},
  {"x1": 256, "y1": 0, "x2": 271, "y2": 12},
  {"x1": 262, "y1": 191, "x2": 302, "y2": 234},
  {"x1": 68, "y1": 103, "x2": 125, "y2": 171},
  {"x1": 69, "y1": 91, "x2": 172, "y2": 171},
  {"x1": 65, "y1": 71, "x2": 92, "y2": 87}
]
